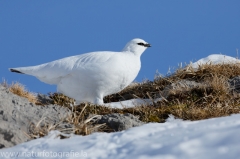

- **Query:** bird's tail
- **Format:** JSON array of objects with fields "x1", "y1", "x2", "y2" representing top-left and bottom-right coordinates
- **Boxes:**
[
  {"x1": 9, "y1": 68, "x2": 24, "y2": 74},
  {"x1": 9, "y1": 66, "x2": 40, "y2": 75}
]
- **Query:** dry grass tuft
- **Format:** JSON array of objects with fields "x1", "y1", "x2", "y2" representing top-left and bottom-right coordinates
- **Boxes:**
[
  {"x1": 28, "y1": 117, "x2": 64, "y2": 139},
  {"x1": 49, "y1": 93, "x2": 75, "y2": 106},
  {"x1": 66, "y1": 104, "x2": 107, "y2": 135},
  {"x1": 2, "y1": 81, "x2": 38, "y2": 104},
  {"x1": 27, "y1": 103, "x2": 107, "y2": 138}
]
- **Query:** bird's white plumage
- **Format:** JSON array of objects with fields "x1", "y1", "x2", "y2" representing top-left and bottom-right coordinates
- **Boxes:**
[{"x1": 10, "y1": 38, "x2": 150, "y2": 105}]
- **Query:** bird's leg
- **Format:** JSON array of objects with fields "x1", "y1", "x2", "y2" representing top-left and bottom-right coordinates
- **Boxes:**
[{"x1": 94, "y1": 97, "x2": 104, "y2": 106}]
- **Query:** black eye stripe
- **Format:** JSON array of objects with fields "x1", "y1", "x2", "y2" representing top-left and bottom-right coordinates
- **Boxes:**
[
  {"x1": 137, "y1": 42, "x2": 151, "y2": 47},
  {"x1": 137, "y1": 42, "x2": 144, "y2": 46}
]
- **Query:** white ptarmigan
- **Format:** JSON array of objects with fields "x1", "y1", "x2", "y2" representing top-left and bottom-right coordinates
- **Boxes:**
[{"x1": 9, "y1": 38, "x2": 151, "y2": 105}]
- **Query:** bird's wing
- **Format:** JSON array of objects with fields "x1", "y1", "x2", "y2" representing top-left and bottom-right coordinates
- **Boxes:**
[{"x1": 10, "y1": 51, "x2": 116, "y2": 84}]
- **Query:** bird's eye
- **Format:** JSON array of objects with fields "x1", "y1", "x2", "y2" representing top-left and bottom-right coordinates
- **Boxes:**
[{"x1": 137, "y1": 42, "x2": 144, "y2": 46}]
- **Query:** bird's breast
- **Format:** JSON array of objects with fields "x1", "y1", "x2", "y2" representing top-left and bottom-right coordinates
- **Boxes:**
[{"x1": 108, "y1": 55, "x2": 141, "y2": 90}]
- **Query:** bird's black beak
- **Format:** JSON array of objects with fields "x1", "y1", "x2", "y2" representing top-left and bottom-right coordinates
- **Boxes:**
[{"x1": 144, "y1": 43, "x2": 151, "y2": 47}]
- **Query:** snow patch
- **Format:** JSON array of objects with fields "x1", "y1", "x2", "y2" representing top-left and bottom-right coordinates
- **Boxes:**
[
  {"x1": 1, "y1": 114, "x2": 240, "y2": 159},
  {"x1": 191, "y1": 54, "x2": 240, "y2": 69}
]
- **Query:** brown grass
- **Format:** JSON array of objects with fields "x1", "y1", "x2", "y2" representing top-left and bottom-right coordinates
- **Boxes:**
[
  {"x1": 27, "y1": 104, "x2": 107, "y2": 139},
  {"x1": 49, "y1": 92, "x2": 75, "y2": 106},
  {"x1": 3, "y1": 81, "x2": 38, "y2": 104}
]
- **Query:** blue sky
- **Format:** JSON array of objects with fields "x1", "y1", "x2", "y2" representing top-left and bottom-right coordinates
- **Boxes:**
[{"x1": 1, "y1": 1, "x2": 240, "y2": 94}]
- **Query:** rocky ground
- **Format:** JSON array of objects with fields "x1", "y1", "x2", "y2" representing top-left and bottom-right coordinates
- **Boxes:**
[
  {"x1": 0, "y1": 85, "x2": 144, "y2": 149},
  {"x1": 0, "y1": 85, "x2": 71, "y2": 148}
]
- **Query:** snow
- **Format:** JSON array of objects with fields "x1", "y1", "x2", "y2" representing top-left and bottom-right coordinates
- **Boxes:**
[
  {"x1": 2, "y1": 54, "x2": 240, "y2": 159},
  {"x1": 1, "y1": 114, "x2": 240, "y2": 159},
  {"x1": 191, "y1": 54, "x2": 240, "y2": 69},
  {"x1": 104, "y1": 98, "x2": 162, "y2": 108}
]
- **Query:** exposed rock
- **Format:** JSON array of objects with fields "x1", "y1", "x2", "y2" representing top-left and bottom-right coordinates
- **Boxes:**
[
  {"x1": 97, "y1": 113, "x2": 145, "y2": 131},
  {"x1": 0, "y1": 85, "x2": 71, "y2": 149},
  {"x1": 37, "y1": 93, "x2": 54, "y2": 105}
]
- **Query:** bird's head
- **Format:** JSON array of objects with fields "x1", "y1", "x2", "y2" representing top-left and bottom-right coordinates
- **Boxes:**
[{"x1": 122, "y1": 38, "x2": 151, "y2": 56}]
